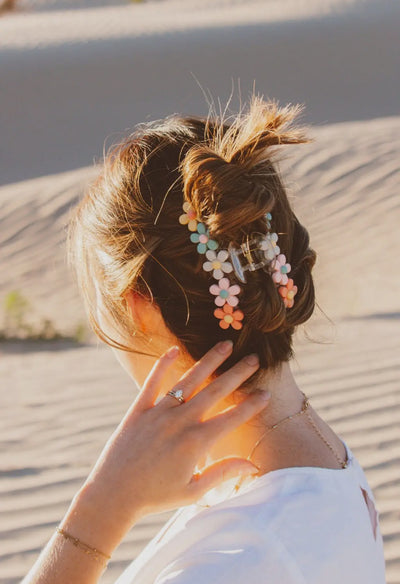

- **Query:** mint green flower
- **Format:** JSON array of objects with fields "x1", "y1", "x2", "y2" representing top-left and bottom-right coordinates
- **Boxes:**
[{"x1": 190, "y1": 223, "x2": 218, "y2": 254}]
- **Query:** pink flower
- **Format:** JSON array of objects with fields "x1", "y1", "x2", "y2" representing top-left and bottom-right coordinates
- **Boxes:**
[
  {"x1": 209, "y1": 277, "x2": 241, "y2": 307},
  {"x1": 272, "y1": 253, "x2": 291, "y2": 285}
]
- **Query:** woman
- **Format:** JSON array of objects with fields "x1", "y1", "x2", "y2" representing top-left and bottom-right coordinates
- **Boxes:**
[{"x1": 23, "y1": 96, "x2": 386, "y2": 584}]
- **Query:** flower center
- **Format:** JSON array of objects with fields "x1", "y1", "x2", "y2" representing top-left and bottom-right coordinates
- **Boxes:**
[
  {"x1": 224, "y1": 315, "x2": 234, "y2": 324},
  {"x1": 212, "y1": 260, "x2": 221, "y2": 269},
  {"x1": 281, "y1": 266, "x2": 288, "y2": 274},
  {"x1": 199, "y1": 234, "x2": 208, "y2": 244},
  {"x1": 188, "y1": 210, "x2": 196, "y2": 220},
  {"x1": 219, "y1": 289, "x2": 229, "y2": 299}
]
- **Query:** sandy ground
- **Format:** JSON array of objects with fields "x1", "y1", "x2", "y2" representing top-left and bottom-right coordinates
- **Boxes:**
[
  {"x1": 1, "y1": 316, "x2": 399, "y2": 583},
  {"x1": 1, "y1": 1, "x2": 399, "y2": 583}
]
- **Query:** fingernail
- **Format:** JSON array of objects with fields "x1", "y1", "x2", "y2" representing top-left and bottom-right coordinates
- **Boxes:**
[
  {"x1": 244, "y1": 353, "x2": 259, "y2": 366},
  {"x1": 216, "y1": 340, "x2": 233, "y2": 354},
  {"x1": 241, "y1": 464, "x2": 260, "y2": 476},
  {"x1": 166, "y1": 346, "x2": 179, "y2": 359}
]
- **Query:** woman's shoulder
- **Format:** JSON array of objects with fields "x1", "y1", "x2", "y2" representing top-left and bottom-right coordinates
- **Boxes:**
[
  {"x1": 150, "y1": 460, "x2": 384, "y2": 584},
  {"x1": 152, "y1": 498, "x2": 306, "y2": 584},
  {"x1": 186, "y1": 463, "x2": 353, "y2": 535},
  {"x1": 114, "y1": 491, "x2": 304, "y2": 584},
  {"x1": 190, "y1": 439, "x2": 359, "y2": 524},
  {"x1": 150, "y1": 469, "x2": 348, "y2": 584},
  {"x1": 115, "y1": 443, "x2": 385, "y2": 584}
]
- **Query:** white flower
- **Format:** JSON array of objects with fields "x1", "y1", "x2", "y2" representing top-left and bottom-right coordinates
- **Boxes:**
[
  {"x1": 260, "y1": 234, "x2": 277, "y2": 261},
  {"x1": 265, "y1": 231, "x2": 280, "y2": 257},
  {"x1": 202, "y1": 249, "x2": 233, "y2": 280}
]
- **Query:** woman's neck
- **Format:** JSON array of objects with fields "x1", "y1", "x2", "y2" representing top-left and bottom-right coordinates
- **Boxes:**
[{"x1": 198, "y1": 360, "x2": 308, "y2": 474}]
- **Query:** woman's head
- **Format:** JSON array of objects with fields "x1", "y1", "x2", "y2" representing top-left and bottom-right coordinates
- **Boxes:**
[{"x1": 67, "y1": 95, "x2": 317, "y2": 392}]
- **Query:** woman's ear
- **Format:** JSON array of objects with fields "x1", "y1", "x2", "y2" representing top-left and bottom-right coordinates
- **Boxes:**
[
  {"x1": 123, "y1": 290, "x2": 163, "y2": 336},
  {"x1": 123, "y1": 290, "x2": 146, "y2": 334}
]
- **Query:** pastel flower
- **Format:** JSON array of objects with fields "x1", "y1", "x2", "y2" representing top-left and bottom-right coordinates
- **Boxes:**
[
  {"x1": 259, "y1": 235, "x2": 277, "y2": 261},
  {"x1": 203, "y1": 250, "x2": 233, "y2": 279},
  {"x1": 214, "y1": 304, "x2": 244, "y2": 330},
  {"x1": 278, "y1": 278, "x2": 298, "y2": 308},
  {"x1": 272, "y1": 253, "x2": 291, "y2": 285},
  {"x1": 179, "y1": 201, "x2": 198, "y2": 232},
  {"x1": 209, "y1": 277, "x2": 241, "y2": 307},
  {"x1": 267, "y1": 231, "x2": 280, "y2": 257},
  {"x1": 190, "y1": 223, "x2": 218, "y2": 254}
]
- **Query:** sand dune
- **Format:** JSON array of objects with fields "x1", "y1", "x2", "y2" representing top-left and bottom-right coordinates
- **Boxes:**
[
  {"x1": 1, "y1": 116, "x2": 399, "y2": 338},
  {"x1": 1, "y1": 115, "x2": 399, "y2": 583},
  {"x1": 1, "y1": 0, "x2": 399, "y2": 185}
]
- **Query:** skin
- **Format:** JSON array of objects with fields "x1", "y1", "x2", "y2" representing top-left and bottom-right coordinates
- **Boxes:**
[
  {"x1": 22, "y1": 289, "x2": 347, "y2": 584},
  {"x1": 116, "y1": 291, "x2": 348, "y2": 477}
]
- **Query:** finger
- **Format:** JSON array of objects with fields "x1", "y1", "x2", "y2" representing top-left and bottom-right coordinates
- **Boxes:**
[
  {"x1": 202, "y1": 390, "x2": 272, "y2": 441},
  {"x1": 187, "y1": 354, "x2": 261, "y2": 418},
  {"x1": 134, "y1": 345, "x2": 180, "y2": 411},
  {"x1": 186, "y1": 456, "x2": 260, "y2": 499},
  {"x1": 158, "y1": 340, "x2": 234, "y2": 407}
]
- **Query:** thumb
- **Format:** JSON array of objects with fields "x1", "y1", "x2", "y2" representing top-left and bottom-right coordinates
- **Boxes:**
[{"x1": 187, "y1": 457, "x2": 259, "y2": 498}]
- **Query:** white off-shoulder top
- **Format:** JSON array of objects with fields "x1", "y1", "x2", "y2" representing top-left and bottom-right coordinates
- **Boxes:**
[{"x1": 114, "y1": 438, "x2": 386, "y2": 584}]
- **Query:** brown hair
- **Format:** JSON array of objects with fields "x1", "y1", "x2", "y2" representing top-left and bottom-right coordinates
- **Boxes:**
[{"x1": 67, "y1": 95, "x2": 317, "y2": 390}]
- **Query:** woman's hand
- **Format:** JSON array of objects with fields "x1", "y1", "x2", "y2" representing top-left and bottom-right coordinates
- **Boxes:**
[{"x1": 67, "y1": 340, "x2": 271, "y2": 552}]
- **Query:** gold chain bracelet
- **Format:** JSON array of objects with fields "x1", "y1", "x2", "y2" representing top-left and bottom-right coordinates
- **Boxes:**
[{"x1": 56, "y1": 526, "x2": 111, "y2": 569}]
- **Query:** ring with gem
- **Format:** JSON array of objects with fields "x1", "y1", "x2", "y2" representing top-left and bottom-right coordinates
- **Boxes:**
[{"x1": 166, "y1": 388, "x2": 185, "y2": 404}]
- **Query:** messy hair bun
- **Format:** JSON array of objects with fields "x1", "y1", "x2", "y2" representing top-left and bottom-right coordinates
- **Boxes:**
[
  {"x1": 67, "y1": 95, "x2": 317, "y2": 390},
  {"x1": 181, "y1": 98, "x2": 317, "y2": 338}
]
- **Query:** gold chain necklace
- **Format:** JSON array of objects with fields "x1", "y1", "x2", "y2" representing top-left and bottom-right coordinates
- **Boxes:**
[{"x1": 197, "y1": 390, "x2": 349, "y2": 509}]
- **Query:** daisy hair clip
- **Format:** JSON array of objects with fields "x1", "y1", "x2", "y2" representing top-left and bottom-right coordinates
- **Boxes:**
[{"x1": 179, "y1": 201, "x2": 298, "y2": 330}]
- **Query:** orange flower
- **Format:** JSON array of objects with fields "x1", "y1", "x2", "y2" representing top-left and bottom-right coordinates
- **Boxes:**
[
  {"x1": 278, "y1": 278, "x2": 298, "y2": 308},
  {"x1": 214, "y1": 304, "x2": 244, "y2": 330}
]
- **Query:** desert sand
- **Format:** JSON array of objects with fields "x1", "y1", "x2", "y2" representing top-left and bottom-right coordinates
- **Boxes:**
[{"x1": 0, "y1": 1, "x2": 399, "y2": 583}]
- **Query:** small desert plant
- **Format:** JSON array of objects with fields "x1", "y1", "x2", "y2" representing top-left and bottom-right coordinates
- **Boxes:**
[
  {"x1": 35, "y1": 318, "x2": 63, "y2": 340},
  {"x1": 3, "y1": 290, "x2": 30, "y2": 336},
  {"x1": 72, "y1": 321, "x2": 88, "y2": 343},
  {"x1": 1, "y1": 290, "x2": 89, "y2": 342}
]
